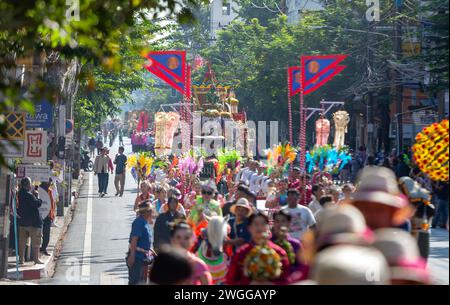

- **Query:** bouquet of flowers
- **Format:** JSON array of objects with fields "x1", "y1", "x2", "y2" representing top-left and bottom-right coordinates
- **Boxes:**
[
  {"x1": 127, "y1": 152, "x2": 154, "y2": 182},
  {"x1": 266, "y1": 143, "x2": 297, "y2": 176},
  {"x1": 214, "y1": 149, "x2": 242, "y2": 184},
  {"x1": 412, "y1": 119, "x2": 449, "y2": 182},
  {"x1": 178, "y1": 153, "x2": 204, "y2": 177},
  {"x1": 243, "y1": 234, "x2": 282, "y2": 281}
]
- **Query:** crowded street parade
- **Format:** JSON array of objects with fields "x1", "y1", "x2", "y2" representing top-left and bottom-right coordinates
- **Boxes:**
[{"x1": 0, "y1": 0, "x2": 448, "y2": 297}]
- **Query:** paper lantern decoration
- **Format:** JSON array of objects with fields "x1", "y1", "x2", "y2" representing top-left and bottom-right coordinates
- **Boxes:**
[
  {"x1": 154, "y1": 112, "x2": 180, "y2": 156},
  {"x1": 412, "y1": 119, "x2": 449, "y2": 182}
]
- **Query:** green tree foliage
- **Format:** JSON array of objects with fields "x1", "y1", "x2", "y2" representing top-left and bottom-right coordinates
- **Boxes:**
[
  {"x1": 420, "y1": 0, "x2": 449, "y2": 93},
  {"x1": 0, "y1": 0, "x2": 206, "y2": 166}
]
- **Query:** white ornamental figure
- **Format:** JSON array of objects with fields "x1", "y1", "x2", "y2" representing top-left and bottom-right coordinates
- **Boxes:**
[{"x1": 332, "y1": 110, "x2": 350, "y2": 149}]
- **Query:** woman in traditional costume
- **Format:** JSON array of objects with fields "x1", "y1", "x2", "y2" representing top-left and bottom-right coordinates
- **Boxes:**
[
  {"x1": 226, "y1": 211, "x2": 290, "y2": 285},
  {"x1": 188, "y1": 183, "x2": 222, "y2": 237}
]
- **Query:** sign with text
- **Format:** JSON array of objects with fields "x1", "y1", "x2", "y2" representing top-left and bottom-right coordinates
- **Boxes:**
[
  {"x1": 24, "y1": 130, "x2": 47, "y2": 163},
  {"x1": 0, "y1": 140, "x2": 25, "y2": 158},
  {"x1": 16, "y1": 165, "x2": 50, "y2": 182},
  {"x1": 26, "y1": 100, "x2": 53, "y2": 129}
]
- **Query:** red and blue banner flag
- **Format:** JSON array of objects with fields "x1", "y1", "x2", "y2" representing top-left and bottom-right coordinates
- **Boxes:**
[
  {"x1": 301, "y1": 54, "x2": 347, "y2": 95},
  {"x1": 288, "y1": 66, "x2": 301, "y2": 96},
  {"x1": 144, "y1": 51, "x2": 187, "y2": 95}
]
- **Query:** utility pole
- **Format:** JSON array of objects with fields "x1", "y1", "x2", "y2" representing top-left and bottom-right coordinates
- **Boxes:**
[{"x1": 395, "y1": 0, "x2": 403, "y2": 153}]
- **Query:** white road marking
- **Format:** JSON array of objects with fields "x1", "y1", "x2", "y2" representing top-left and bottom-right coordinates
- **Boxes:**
[
  {"x1": 99, "y1": 272, "x2": 126, "y2": 285},
  {"x1": 81, "y1": 173, "x2": 93, "y2": 284}
]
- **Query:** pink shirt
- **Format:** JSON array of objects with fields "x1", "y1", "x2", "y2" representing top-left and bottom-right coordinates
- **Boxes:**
[{"x1": 187, "y1": 251, "x2": 212, "y2": 285}]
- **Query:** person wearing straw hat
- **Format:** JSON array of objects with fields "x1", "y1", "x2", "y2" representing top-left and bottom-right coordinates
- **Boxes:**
[
  {"x1": 310, "y1": 245, "x2": 390, "y2": 285},
  {"x1": 126, "y1": 201, "x2": 155, "y2": 285},
  {"x1": 313, "y1": 204, "x2": 374, "y2": 253},
  {"x1": 226, "y1": 198, "x2": 252, "y2": 254},
  {"x1": 352, "y1": 167, "x2": 412, "y2": 231},
  {"x1": 372, "y1": 228, "x2": 431, "y2": 285}
]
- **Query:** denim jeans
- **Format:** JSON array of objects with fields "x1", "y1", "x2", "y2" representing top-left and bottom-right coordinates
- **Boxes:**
[
  {"x1": 127, "y1": 257, "x2": 145, "y2": 285},
  {"x1": 432, "y1": 198, "x2": 449, "y2": 227},
  {"x1": 97, "y1": 173, "x2": 109, "y2": 194}
]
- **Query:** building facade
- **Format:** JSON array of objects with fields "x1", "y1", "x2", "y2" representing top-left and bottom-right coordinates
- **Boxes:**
[
  {"x1": 285, "y1": 0, "x2": 323, "y2": 24},
  {"x1": 210, "y1": 0, "x2": 240, "y2": 40}
]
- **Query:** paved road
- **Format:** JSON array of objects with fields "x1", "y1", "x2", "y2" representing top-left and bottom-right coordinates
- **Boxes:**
[
  {"x1": 39, "y1": 137, "x2": 136, "y2": 285},
  {"x1": 428, "y1": 228, "x2": 449, "y2": 285}
]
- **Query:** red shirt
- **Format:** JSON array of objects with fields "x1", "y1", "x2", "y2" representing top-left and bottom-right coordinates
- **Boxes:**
[{"x1": 226, "y1": 241, "x2": 291, "y2": 285}]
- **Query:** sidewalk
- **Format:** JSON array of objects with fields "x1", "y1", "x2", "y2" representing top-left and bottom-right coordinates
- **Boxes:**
[{"x1": 4, "y1": 172, "x2": 85, "y2": 281}]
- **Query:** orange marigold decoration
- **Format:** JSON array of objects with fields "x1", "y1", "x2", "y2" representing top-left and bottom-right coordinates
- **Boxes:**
[
  {"x1": 243, "y1": 234, "x2": 282, "y2": 281},
  {"x1": 412, "y1": 119, "x2": 449, "y2": 182}
]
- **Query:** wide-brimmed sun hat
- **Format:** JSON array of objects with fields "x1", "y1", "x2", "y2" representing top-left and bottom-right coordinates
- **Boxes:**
[
  {"x1": 353, "y1": 167, "x2": 406, "y2": 208},
  {"x1": 372, "y1": 228, "x2": 430, "y2": 284},
  {"x1": 315, "y1": 205, "x2": 374, "y2": 250},
  {"x1": 230, "y1": 198, "x2": 253, "y2": 217},
  {"x1": 312, "y1": 245, "x2": 390, "y2": 285}
]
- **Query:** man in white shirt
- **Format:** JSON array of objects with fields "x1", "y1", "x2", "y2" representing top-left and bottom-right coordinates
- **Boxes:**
[
  {"x1": 282, "y1": 189, "x2": 316, "y2": 240},
  {"x1": 308, "y1": 185, "x2": 324, "y2": 214}
]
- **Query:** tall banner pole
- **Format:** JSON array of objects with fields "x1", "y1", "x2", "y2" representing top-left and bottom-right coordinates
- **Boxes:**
[
  {"x1": 287, "y1": 66, "x2": 293, "y2": 146},
  {"x1": 299, "y1": 57, "x2": 306, "y2": 176}
]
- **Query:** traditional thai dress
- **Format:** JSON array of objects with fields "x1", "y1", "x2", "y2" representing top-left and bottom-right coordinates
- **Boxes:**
[{"x1": 188, "y1": 197, "x2": 222, "y2": 236}]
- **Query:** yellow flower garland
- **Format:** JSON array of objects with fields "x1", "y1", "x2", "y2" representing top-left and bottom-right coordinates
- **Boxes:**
[{"x1": 412, "y1": 119, "x2": 449, "y2": 182}]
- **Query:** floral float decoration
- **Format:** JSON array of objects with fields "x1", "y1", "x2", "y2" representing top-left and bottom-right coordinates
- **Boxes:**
[
  {"x1": 266, "y1": 143, "x2": 297, "y2": 176},
  {"x1": 214, "y1": 149, "x2": 242, "y2": 185},
  {"x1": 305, "y1": 145, "x2": 351, "y2": 174},
  {"x1": 243, "y1": 233, "x2": 282, "y2": 281},
  {"x1": 412, "y1": 119, "x2": 449, "y2": 182},
  {"x1": 127, "y1": 152, "x2": 154, "y2": 182}
]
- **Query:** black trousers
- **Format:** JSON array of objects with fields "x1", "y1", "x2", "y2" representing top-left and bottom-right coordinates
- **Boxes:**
[{"x1": 41, "y1": 216, "x2": 52, "y2": 251}]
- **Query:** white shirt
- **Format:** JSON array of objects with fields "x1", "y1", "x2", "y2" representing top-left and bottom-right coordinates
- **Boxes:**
[
  {"x1": 282, "y1": 204, "x2": 316, "y2": 240},
  {"x1": 308, "y1": 195, "x2": 321, "y2": 214}
]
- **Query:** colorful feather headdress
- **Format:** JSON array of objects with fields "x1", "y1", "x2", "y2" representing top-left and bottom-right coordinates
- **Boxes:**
[
  {"x1": 305, "y1": 145, "x2": 351, "y2": 174},
  {"x1": 266, "y1": 143, "x2": 297, "y2": 175}
]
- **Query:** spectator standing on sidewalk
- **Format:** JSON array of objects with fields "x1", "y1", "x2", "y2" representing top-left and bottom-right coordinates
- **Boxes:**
[
  {"x1": 114, "y1": 146, "x2": 127, "y2": 197},
  {"x1": 88, "y1": 137, "x2": 96, "y2": 158},
  {"x1": 95, "y1": 137, "x2": 103, "y2": 156},
  {"x1": 94, "y1": 147, "x2": 113, "y2": 197},
  {"x1": 17, "y1": 177, "x2": 44, "y2": 265},
  {"x1": 39, "y1": 181, "x2": 56, "y2": 256}
]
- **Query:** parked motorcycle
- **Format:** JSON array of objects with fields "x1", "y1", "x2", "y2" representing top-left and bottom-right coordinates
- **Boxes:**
[{"x1": 81, "y1": 149, "x2": 94, "y2": 172}]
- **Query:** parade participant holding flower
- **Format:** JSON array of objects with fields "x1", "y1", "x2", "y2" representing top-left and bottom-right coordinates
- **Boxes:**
[
  {"x1": 153, "y1": 186, "x2": 168, "y2": 213},
  {"x1": 154, "y1": 197, "x2": 186, "y2": 252},
  {"x1": 188, "y1": 183, "x2": 222, "y2": 236},
  {"x1": 134, "y1": 181, "x2": 154, "y2": 211},
  {"x1": 159, "y1": 193, "x2": 186, "y2": 217},
  {"x1": 225, "y1": 198, "x2": 253, "y2": 254},
  {"x1": 226, "y1": 211, "x2": 290, "y2": 285},
  {"x1": 271, "y1": 210, "x2": 304, "y2": 269},
  {"x1": 183, "y1": 179, "x2": 202, "y2": 210}
]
